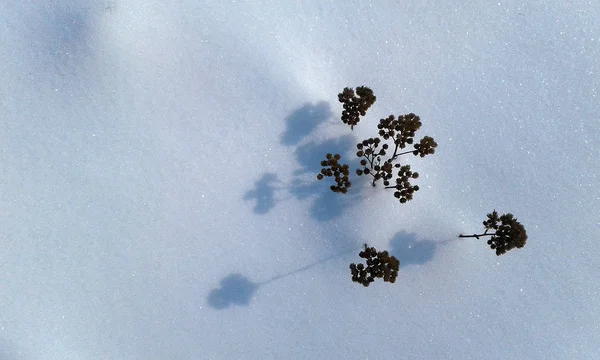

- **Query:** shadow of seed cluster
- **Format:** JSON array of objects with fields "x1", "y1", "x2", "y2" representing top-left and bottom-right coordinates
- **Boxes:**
[{"x1": 350, "y1": 244, "x2": 400, "y2": 287}]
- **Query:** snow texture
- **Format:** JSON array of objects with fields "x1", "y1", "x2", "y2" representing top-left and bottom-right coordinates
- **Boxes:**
[{"x1": 1, "y1": 1, "x2": 599, "y2": 359}]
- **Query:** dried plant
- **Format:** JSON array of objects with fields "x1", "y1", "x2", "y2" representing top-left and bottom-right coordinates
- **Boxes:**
[
  {"x1": 460, "y1": 210, "x2": 528, "y2": 255},
  {"x1": 338, "y1": 86, "x2": 376, "y2": 129},
  {"x1": 318, "y1": 87, "x2": 437, "y2": 204},
  {"x1": 350, "y1": 244, "x2": 400, "y2": 287},
  {"x1": 317, "y1": 153, "x2": 351, "y2": 194}
]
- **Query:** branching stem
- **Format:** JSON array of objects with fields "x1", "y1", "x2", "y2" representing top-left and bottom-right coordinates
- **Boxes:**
[
  {"x1": 393, "y1": 149, "x2": 415, "y2": 158},
  {"x1": 458, "y1": 230, "x2": 492, "y2": 240}
]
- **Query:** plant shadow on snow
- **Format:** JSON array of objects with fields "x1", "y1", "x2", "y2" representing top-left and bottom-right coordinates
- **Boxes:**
[
  {"x1": 37, "y1": 4, "x2": 96, "y2": 64},
  {"x1": 243, "y1": 101, "x2": 365, "y2": 221},
  {"x1": 389, "y1": 231, "x2": 446, "y2": 267},
  {"x1": 290, "y1": 135, "x2": 364, "y2": 222},
  {"x1": 280, "y1": 101, "x2": 333, "y2": 146},
  {"x1": 207, "y1": 248, "x2": 357, "y2": 310},
  {"x1": 207, "y1": 273, "x2": 259, "y2": 310},
  {"x1": 242, "y1": 173, "x2": 279, "y2": 214}
]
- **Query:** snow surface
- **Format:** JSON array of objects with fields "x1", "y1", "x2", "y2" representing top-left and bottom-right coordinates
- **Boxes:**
[{"x1": 1, "y1": 1, "x2": 599, "y2": 359}]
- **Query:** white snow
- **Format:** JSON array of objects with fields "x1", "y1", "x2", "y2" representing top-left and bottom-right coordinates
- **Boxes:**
[{"x1": 1, "y1": 1, "x2": 599, "y2": 359}]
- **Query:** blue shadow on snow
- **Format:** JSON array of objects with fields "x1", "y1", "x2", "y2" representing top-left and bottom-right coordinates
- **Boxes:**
[
  {"x1": 243, "y1": 173, "x2": 280, "y2": 214},
  {"x1": 389, "y1": 231, "x2": 438, "y2": 266},
  {"x1": 280, "y1": 101, "x2": 333, "y2": 146},
  {"x1": 244, "y1": 100, "x2": 365, "y2": 222},
  {"x1": 207, "y1": 248, "x2": 357, "y2": 310}
]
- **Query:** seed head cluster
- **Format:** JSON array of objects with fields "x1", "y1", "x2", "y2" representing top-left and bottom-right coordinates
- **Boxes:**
[
  {"x1": 378, "y1": 113, "x2": 422, "y2": 149},
  {"x1": 376, "y1": 113, "x2": 438, "y2": 157},
  {"x1": 392, "y1": 165, "x2": 420, "y2": 203},
  {"x1": 482, "y1": 210, "x2": 528, "y2": 256},
  {"x1": 314, "y1": 86, "x2": 528, "y2": 288},
  {"x1": 338, "y1": 86, "x2": 376, "y2": 130},
  {"x1": 320, "y1": 87, "x2": 437, "y2": 204},
  {"x1": 316, "y1": 153, "x2": 351, "y2": 194},
  {"x1": 354, "y1": 114, "x2": 435, "y2": 203},
  {"x1": 350, "y1": 244, "x2": 400, "y2": 287},
  {"x1": 414, "y1": 136, "x2": 437, "y2": 157}
]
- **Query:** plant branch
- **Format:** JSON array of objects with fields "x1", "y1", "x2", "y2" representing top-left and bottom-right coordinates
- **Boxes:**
[
  {"x1": 393, "y1": 149, "x2": 415, "y2": 158},
  {"x1": 459, "y1": 231, "x2": 492, "y2": 240}
]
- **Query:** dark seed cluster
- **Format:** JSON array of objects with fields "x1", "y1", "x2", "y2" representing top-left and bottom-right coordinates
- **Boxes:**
[
  {"x1": 482, "y1": 211, "x2": 528, "y2": 256},
  {"x1": 320, "y1": 86, "x2": 437, "y2": 204},
  {"x1": 315, "y1": 85, "x2": 529, "y2": 286},
  {"x1": 355, "y1": 138, "x2": 392, "y2": 183},
  {"x1": 377, "y1": 113, "x2": 438, "y2": 157},
  {"x1": 414, "y1": 136, "x2": 438, "y2": 157},
  {"x1": 338, "y1": 86, "x2": 376, "y2": 130},
  {"x1": 391, "y1": 165, "x2": 420, "y2": 203},
  {"x1": 351, "y1": 109, "x2": 435, "y2": 203},
  {"x1": 316, "y1": 153, "x2": 351, "y2": 194},
  {"x1": 378, "y1": 113, "x2": 422, "y2": 149},
  {"x1": 459, "y1": 210, "x2": 528, "y2": 256},
  {"x1": 350, "y1": 244, "x2": 400, "y2": 287}
]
